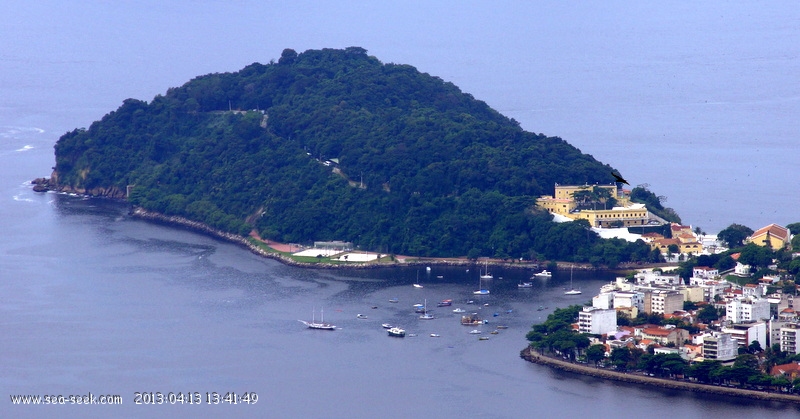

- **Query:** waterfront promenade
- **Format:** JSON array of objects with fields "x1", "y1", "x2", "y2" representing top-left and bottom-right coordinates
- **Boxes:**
[{"x1": 520, "y1": 346, "x2": 800, "y2": 405}]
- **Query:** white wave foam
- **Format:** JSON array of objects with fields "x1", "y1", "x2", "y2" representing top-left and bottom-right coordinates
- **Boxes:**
[
  {"x1": 15, "y1": 145, "x2": 34, "y2": 152},
  {"x1": 0, "y1": 126, "x2": 45, "y2": 139},
  {"x1": 13, "y1": 194, "x2": 34, "y2": 203}
]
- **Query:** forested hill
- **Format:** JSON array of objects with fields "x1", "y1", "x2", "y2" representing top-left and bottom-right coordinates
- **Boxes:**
[{"x1": 50, "y1": 47, "x2": 648, "y2": 261}]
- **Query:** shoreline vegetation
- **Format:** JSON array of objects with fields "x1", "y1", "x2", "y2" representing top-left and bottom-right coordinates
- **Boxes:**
[
  {"x1": 129, "y1": 206, "x2": 523, "y2": 270},
  {"x1": 127, "y1": 205, "x2": 659, "y2": 272},
  {"x1": 520, "y1": 346, "x2": 800, "y2": 406}
]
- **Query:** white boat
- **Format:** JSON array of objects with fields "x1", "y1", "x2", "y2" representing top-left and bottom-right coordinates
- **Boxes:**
[
  {"x1": 564, "y1": 266, "x2": 581, "y2": 295},
  {"x1": 357, "y1": 313, "x2": 368, "y2": 319},
  {"x1": 518, "y1": 282, "x2": 533, "y2": 288},
  {"x1": 480, "y1": 260, "x2": 493, "y2": 280},
  {"x1": 382, "y1": 323, "x2": 392, "y2": 329},
  {"x1": 452, "y1": 308, "x2": 466, "y2": 313},
  {"x1": 430, "y1": 333, "x2": 441, "y2": 338},
  {"x1": 474, "y1": 270, "x2": 490, "y2": 295},
  {"x1": 419, "y1": 299, "x2": 434, "y2": 319},
  {"x1": 413, "y1": 270, "x2": 423, "y2": 288},
  {"x1": 469, "y1": 329, "x2": 482, "y2": 334},
  {"x1": 387, "y1": 327, "x2": 406, "y2": 337},
  {"x1": 533, "y1": 270, "x2": 552, "y2": 278},
  {"x1": 299, "y1": 307, "x2": 336, "y2": 330},
  {"x1": 388, "y1": 298, "x2": 399, "y2": 303}
]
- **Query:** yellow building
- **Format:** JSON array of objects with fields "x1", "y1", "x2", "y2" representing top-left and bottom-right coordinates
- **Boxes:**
[
  {"x1": 747, "y1": 224, "x2": 791, "y2": 249},
  {"x1": 537, "y1": 183, "x2": 643, "y2": 227},
  {"x1": 571, "y1": 204, "x2": 649, "y2": 228},
  {"x1": 650, "y1": 237, "x2": 703, "y2": 256}
]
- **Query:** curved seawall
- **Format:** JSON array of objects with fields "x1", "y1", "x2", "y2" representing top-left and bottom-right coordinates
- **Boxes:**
[{"x1": 520, "y1": 346, "x2": 800, "y2": 405}]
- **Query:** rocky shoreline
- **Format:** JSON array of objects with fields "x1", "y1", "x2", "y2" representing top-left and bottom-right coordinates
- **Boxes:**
[{"x1": 520, "y1": 346, "x2": 800, "y2": 406}]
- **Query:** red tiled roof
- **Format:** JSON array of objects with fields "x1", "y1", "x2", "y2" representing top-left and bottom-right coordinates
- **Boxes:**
[
  {"x1": 771, "y1": 362, "x2": 800, "y2": 377},
  {"x1": 751, "y1": 224, "x2": 790, "y2": 241},
  {"x1": 642, "y1": 328, "x2": 672, "y2": 337}
]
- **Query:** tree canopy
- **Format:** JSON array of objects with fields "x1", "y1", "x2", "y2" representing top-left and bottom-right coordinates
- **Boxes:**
[{"x1": 51, "y1": 47, "x2": 661, "y2": 261}]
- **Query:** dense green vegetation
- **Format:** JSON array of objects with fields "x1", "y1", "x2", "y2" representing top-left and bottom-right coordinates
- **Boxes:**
[
  {"x1": 629, "y1": 186, "x2": 681, "y2": 224},
  {"x1": 52, "y1": 47, "x2": 659, "y2": 262}
]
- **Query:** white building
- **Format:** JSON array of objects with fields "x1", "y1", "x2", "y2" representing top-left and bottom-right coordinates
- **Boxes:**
[
  {"x1": 593, "y1": 292, "x2": 615, "y2": 310},
  {"x1": 693, "y1": 266, "x2": 719, "y2": 279},
  {"x1": 703, "y1": 333, "x2": 737, "y2": 362},
  {"x1": 720, "y1": 322, "x2": 767, "y2": 350},
  {"x1": 613, "y1": 291, "x2": 645, "y2": 311},
  {"x1": 636, "y1": 271, "x2": 682, "y2": 286},
  {"x1": 734, "y1": 262, "x2": 751, "y2": 276},
  {"x1": 726, "y1": 297, "x2": 770, "y2": 324},
  {"x1": 779, "y1": 323, "x2": 800, "y2": 355},
  {"x1": 578, "y1": 306, "x2": 617, "y2": 335}
]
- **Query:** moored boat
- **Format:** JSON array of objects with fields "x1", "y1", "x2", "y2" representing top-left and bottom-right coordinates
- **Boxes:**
[
  {"x1": 300, "y1": 307, "x2": 336, "y2": 330},
  {"x1": 461, "y1": 313, "x2": 486, "y2": 325},
  {"x1": 518, "y1": 282, "x2": 533, "y2": 288},
  {"x1": 534, "y1": 270, "x2": 552, "y2": 278},
  {"x1": 387, "y1": 327, "x2": 406, "y2": 337},
  {"x1": 452, "y1": 307, "x2": 466, "y2": 313},
  {"x1": 419, "y1": 299, "x2": 434, "y2": 319},
  {"x1": 437, "y1": 299, "x2": 453, "y2": 307}
]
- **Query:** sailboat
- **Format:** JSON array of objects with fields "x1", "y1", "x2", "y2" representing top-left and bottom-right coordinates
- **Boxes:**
[
  {"x1": 299, "y1": 307, "x2": 336, "y2": 330},
  {"x1": 419, "y1": 299, "x2": 434, "y2": 319},
  {"x1": 564, "y1": 266, "x2": 581, "y2": 295},
  {"x1": 413, "y1": 270, "x2": 423, "y2": 288},
  {"x1": 473, "y1": 274, "x2": 490, "y2": 295},
  {"x1": 480, "y1": 260, "x2": 493, "y2": 280}
]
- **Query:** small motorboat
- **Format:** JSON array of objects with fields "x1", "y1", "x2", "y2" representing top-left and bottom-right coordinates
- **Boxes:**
[
  {"x1": 356, "y1": 314, "x2": 368, "y2": 319},
  {"x1": 430, "y1": 333, "x2": 441, "y2": 338},
  {"x1": 478, "y1": 336, "x2": 490, "y2": 341},
  {"x1": 518, "y1": 282, "x2": 533, "y2": 288},
  {"x1": 452, "y1": 308, "x2": 466, "y2": 313},
  {"x1": 382, "y1": 323, "x2": 392, "y2": 329},
  {"x1": 388, "y1": 298, "x2": 399, "y2": 303},
  {"x1": 469, "y1": 329, "x2": 482, "y2": 334},
  {"x1": 387, "y1": 327, "x2": 406, "y2": 337}
]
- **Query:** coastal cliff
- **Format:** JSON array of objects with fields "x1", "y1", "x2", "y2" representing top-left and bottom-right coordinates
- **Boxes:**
[{"x1": 31, "y1": 175, "x2": 126, "y2": 198}]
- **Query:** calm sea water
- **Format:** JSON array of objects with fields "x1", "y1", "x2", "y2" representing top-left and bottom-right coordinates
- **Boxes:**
[{"x1": 2, "y1": 2, "x2": 799, "y2": 418}]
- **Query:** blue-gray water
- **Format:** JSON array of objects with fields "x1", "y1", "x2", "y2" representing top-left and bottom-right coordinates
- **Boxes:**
[{"x1": 2, "y1": 2, "x2": 799, "y2": 418}]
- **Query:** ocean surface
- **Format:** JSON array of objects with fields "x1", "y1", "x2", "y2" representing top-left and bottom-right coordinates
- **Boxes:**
[{"x1": 1, "y1": 2, "x2": 799, "y2": 418}]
